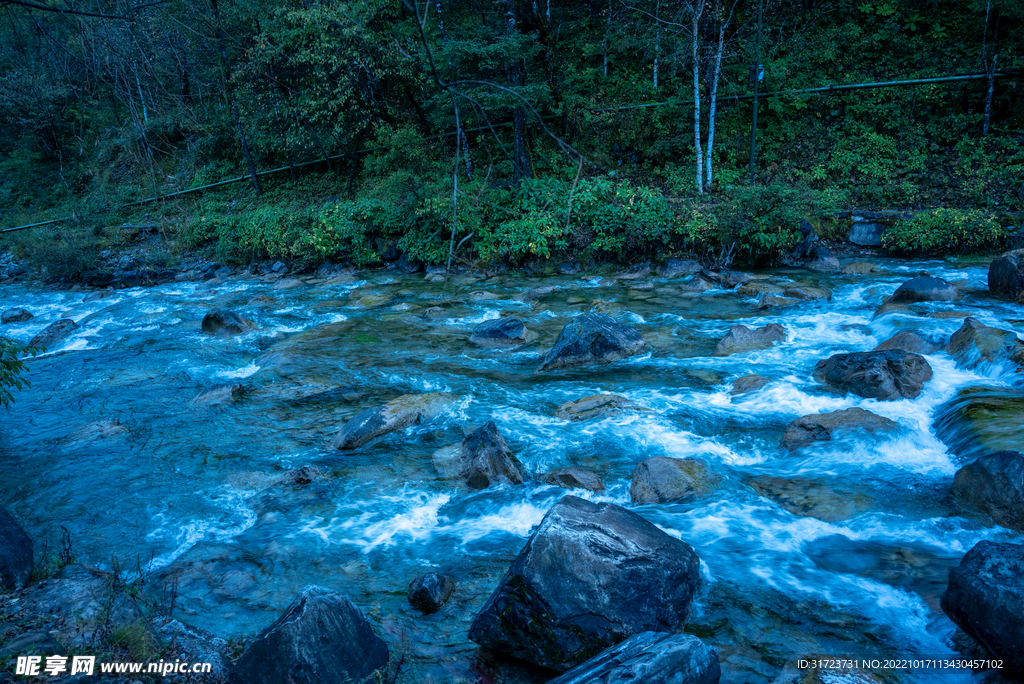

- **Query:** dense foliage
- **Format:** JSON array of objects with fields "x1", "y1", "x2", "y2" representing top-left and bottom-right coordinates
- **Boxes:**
[
  {"x1": 882, "y1": 208, "x2": 1007, "y2": 255},
  {"x1": 0, "y1": 0, "x2": 1021, "y2": 271},
  {"x1": 0, "y1": 338, "x2": 35, "y2": 408}
]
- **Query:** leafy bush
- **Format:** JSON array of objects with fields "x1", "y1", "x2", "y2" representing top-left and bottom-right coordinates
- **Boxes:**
[
  {"x1": 1, "y1": 337, "x2": 36, "y2": 408},
  {"x1": 10, "y1": 226, "x2": 102, "y2": 280},
  {"x1": 882, "y1": 208, "x2": 1007, "y2": 255}
]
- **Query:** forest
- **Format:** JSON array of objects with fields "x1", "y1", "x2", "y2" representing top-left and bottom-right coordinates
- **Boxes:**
[{"x1": 0, "y1": 0, "x2": 1022, "y2": 276}]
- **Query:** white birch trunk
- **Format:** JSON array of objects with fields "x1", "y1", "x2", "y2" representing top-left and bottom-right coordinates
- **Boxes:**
[
  {"x1": 705, "y1": 21, "x2": 726, "y2": 190},
  {"x1": 692, "y1": 0, "x2": 704, "y2": 194}
]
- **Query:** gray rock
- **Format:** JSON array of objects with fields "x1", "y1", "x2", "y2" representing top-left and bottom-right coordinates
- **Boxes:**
[
  {"x1": 545, "y1": 631, "x2": 721, "y2": 684},
  {"x1": 678, "y1": 275, "x2": 714, "y2": 292},
  {"x1": 457, "y1": 421, "x2": 525, "y2": 490},
  {"x1": 730, "y1": 374, "x2": 770, "y2": 395},
  {"x1": 540, "y1": 466, "x2": 606, "y2": 493},
  {"x1": 470, "y1": 316, "x2": 529, "y2": 347},
  {"x1": 946, "y1": 317, "x2": 1024, "y2": 370},
  {"x1": 228, "y1": 585, "x2": 389, "y2": 684},
  {"x1": 659, "y1": 259, "x2": 702, "y2": 279},
  {"x1": 721, "y1": 271, "x2": 754, "y2": 289},
  {"x1": 201, "y1": 309, "x2": 254, "y2": 337},
  {"x1": 988, "y1": 249, "x2": 1024, "y2": 304},
  {"x1": 555, "y1": 394, "x2": 640, "y2": 421},
  {"x1": 1, "y1": 307, "x2": 33, "y2": 324},
  {"x1": 713, "y1": 323, "x2": 785, "y2": 356},
  {"x1": 783, "y1": 286, "x2": 831, "y2": 301},
  {"x1": 952, "y1": 451, "x2": 1024, "y2": 531},
  {"x1": 813, "y1": 350, "x2": 932, "y2": 400},
  {"x1": 619, "y1": 261, "x2": 651, "y2": 280},
  {"x1": 29, "y1": 318, "x2": 78, "y2": 349},
  {"x1": 157, "y1": 619, "x2": 231, "y2": 683},
  {"x1": 0, "y1": 506, "x2": 32, "y2": 590},
  {"x1": 0, "y1": 631, "x2": 64, "y2": 660},
  {"x1": 192, "y1": 383, "x2": 244, "y2": 407},
  {"x1": 754, "y1": 293, "x2": 799, "y2": 310},
  {"x1": 804, "y1": 245, "x2": 840, "y2": 272},
  {"x1": 889, "y1": 276, "x2": 958, "y2": 303},
  {"x1": 332, "y1": 393, "x2": 456, "y2": 450},
  {"x1": 468, "y1": 495, "x2": 702, "y2": 671},
  {"x1": 408, "y1": 573, "x2": 456, "y2": 614},
  {"x1": 781, "y1": 408, "x2": 898, "y2": 451},
  {"x1": 541, "y1": 312, "x2": 646, "y2": 371},
  {"x1": 629, "y1": 456, "x2": 721, "y2": 504},
  {"x1": 873, "y1": 330, "x2": 944, "y2": 355},
  {"x1": 941, "y1": 541, "x2": 1024, "y2": 676}
]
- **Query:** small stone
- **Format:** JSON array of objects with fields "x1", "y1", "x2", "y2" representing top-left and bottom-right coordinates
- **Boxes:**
[{"x1": 408, "y1": 573, "x2": 456, "y2": 614}]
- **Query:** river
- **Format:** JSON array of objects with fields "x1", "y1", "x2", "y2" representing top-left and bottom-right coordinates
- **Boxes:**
[{"x1": 1, "y1": 258, "x2": 1022, "y2": 683}]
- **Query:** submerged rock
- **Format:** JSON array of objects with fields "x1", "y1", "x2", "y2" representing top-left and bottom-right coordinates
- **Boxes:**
[
  {"x1": 730, "y1": 374, "x2": 770, "y2": 395},
  {"x1": 713, "y1": 323, "x2": 785, "y2": 356},
  {"x1": 736, "y1": 282, "x2": 784, "y2": 297},
  {"x1": 228, "y1": 585, "x2": 389, "y2": 684},
  {"x1": 0, "y1": 506, "x2": 32, "y2": 590},
  {"x1": 456, "y1": 421, "x2": 525, "y2": 490},
  {"x1": 813, "y1": 350, "x2": 932, "y2": 400},
  {"x1": 749, "y1": 476, "x2": 876, "y2": 523},
  {"x1": 1, "y1": 307, "x2": 32, "y2": 324},
  {"x1": 934, "y1": 387, "x2": 1024, "y2": 459},
  {"x1": 540, "y1": 466, "x2": 606, "y2": 493},
  {"x1": 781, "y1": 408, "x2": 898, "y2": 451},
  {"x1": 629, "y1": 457, "x2": 720, "y2": 504},
  {"x1": 201, "y1": 309, "x2": 254, "y2": 337},
  {"x1": 192, "y1": 383, "x2": 244, "y2": 407},
  {"x1": 754, "y1": 293, "x2": 798, "y2": 310},
  {"x1": 873, "y1": 330, "x2": 944, "y2": 355},
  {"x1": 946, "y1": 317, "x2": 1024, "y2": 370},
  {"x1": 541, "y1": 312, "x2": 645, "y2": 371},
  {"x1": 408, "y1": 573, "x2": 456, "y2": 614},
  {"x1": 952, "y1": 450, "x2": 1024, "y2": 531},
  {"x1": 470, "y1": 316, "x2": 529, "y2": 347},
  {"x1": 841, "y1": 261, "x2": 879, "y2": 275},
  {"x1": 678, "y1": 275, "x2": 714, "y2": 292},
  {"x1": 555, "y1": 394, "x2": 640, "y2": 421},
  {"x1": 332, "y1": 393, "x2": 455, "y2": 450},
  {"x1": 468, "y1": 495, "x2": 702, "y2": 671},
  {"x1": 545, "y1": 631, "x2": 721, "y2": 684},
  {"x1": 889, "y1": 276, "x2": 958, "y2": 303},
  {"x1": 783, "y1": 286, "x2": 831, "y2": 301},
  {"x1": 988, "y1": 249, "x2": 1024, "y2": 304},
  {"x1": 29, "y1": 318, "x2": 78, "y2": 349},
  {"x1": 941, "y1": 541, "x2": 1024, "y2": 676}
]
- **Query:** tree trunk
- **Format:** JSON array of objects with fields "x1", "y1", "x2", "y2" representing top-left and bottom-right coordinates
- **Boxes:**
[
  {"x1": 705, "y1": 0, "x2": 736, "y2": 190},
  {"x1": 983, "y1": 53, "x2": 997, "y2": 136},
  {"x1": 692, "y1": 0, "x2": 704, "y2": 194},
  {"x1": 653, "y1": 0, "x2": 660, "y2": 89}
]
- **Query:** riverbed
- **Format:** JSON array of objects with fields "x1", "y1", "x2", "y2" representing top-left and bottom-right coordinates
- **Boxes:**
[{"x1": 1, "y1": 259, "x2": 1022, "y2": 683}]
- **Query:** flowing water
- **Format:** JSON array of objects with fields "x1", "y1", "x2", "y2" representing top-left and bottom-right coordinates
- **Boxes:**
[{"x1": 1, "y1": 259, "x2": 1023, "y2": 683}]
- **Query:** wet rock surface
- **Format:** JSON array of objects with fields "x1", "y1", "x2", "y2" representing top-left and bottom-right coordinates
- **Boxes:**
[
  {"x1": 813, "y1": 350, "x2": 932, "y2": 400},
  {"x1": 713, "y1": 323, "x2": 785, "y2": 356},
  {"x1": 941, "y1": 541, "x2": 1024, "y2": 676},
  {"x1": 554, "y1": 394, "x2": 640, "y2": 421},
  {"x1": 1, "y1": 307, "x2": 32, "y2": 324},
  {"x1": 470, "y1": 316, "x2": 530, "y2": 347},
  {"x1": 946, "y1": 317, "x2": 1024, "y2": 370},
  {"x1": 781, "y1": 408, "x2": 898, "y2": 451},
  {"x1": 988, "y1": 249, "x2": 1024, "y2": 304},
  {"x1": 29, "y1": 317, "x2": 78, "y2": 348},
  {"x1": 873, "y1": 330, "x2": 944, "y2": 354},
  {"x1": 629, "y1": 456, "x2": 721, "y2": 504},
  {"x1": 952, "y1": 450, "x2": 1024, "y2": 530},
  {"x1": 540, "y1": 466, "x2": 605, "y2": 493},
  {"x1": 889, "y1": 276, "x2": 958, "y2": 302},
  {"x1": 332, "y1": 392, "x2": 456, "y2": 450},
  {"x1": 468, "y1": 495, "x2": 702, "y2": 671},
  {"x1": 0, "y1": 506, "x2": 32, "y2": 590},
  {"x1": 201, "y1": 309, "x2": 254, "y2": 337},
  {"x1": 408, "y1": 573, "x2": 456, "y2": 614},
  {"x1": 541, "y1": 312, "x2": 645, "y2": 370},
  {"x1": 545, "y1": 631, "x2": 721, "y2": 684}
]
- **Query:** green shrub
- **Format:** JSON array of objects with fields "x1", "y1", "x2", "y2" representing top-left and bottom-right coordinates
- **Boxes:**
[
  {"x1": 1, "y1": 337, "x2": 36, "y2": 408},
  {"x1": 11, "y1": 226, "x2": 102, "y2": 280},
  {"x1": 882, "y1": 208, "x2": 1007, "y2": 255}
]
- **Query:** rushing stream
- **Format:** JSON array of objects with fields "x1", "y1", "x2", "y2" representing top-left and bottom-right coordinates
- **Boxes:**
[{"x1": 1, "y1": 258, "x2": 1022, "y2": 683}]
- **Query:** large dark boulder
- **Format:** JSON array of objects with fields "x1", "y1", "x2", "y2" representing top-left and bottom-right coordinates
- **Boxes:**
[
  {"x1": 29, "y1": 318, "x2": 78, "y2": 349},
  {"x1": 712, "y1": 323, "x2": 785, "y2": 356},
  {"x1": 804, "y1": 244, "x2": 840, "y2": 272},
  {"x1": 457, "y1": 421, "x2": 525, "y2": 490},
  {"x1": 467, "y1": 495, "x2": 702, "y2": 672},
  {"x1": 946, "y1": 317, "x2": 1024, "y2": 371},
  {"x1": 934, "y1": 387, "x2": 1024, "y2": 460},
  {"x1": 781, "y1": 408, "x2": 898, "y2": 451},
  {"x1": 941, "y1": 542, "x2": 1024, "y2": 676},
  {"x1": 201, "y1": 309, "x2": 254, "y2": 337},
  {"x1": 545, "y1": 632, "x2": 721, "y2": 684},
  {"x1": 541, "y1": 312, "x2": 645, "y2": 371},
  {"x1": 629, "y1": 457, "x2": 720, "y2": 504},
  {"x1": 988, "y1": 249, "x2": 1024, "y2": 304},
  {"x1": 470, "y1": 316, "x2": 529, "y2": 347},
  {"x1": 952, "y1": 451, "x2": 1024, "y2": 531},
  {"x1": 889, "y1": 276, "x2": 958, "y2": 303},
  {"x1": 1, "y1": 307, "x2": 33, "y2": 324},
  {"x1": 0, "y1": 506, "x2": 32, "y2": 590},
  {"x1": 332, "y1": 393, "x2": 456, "y2": 450},
  {"x1": 408, "y1": 573, "x2": 456, "y2": 614},
  {"x1": 229, "y1": 585, "x2": 389, "y2": 684},
  {"x1": 873, "y1": 330, "x2": 944, "y2": 355},
  {"x1": 813, "y1": 350, "x2": 932, "y2": 400}
]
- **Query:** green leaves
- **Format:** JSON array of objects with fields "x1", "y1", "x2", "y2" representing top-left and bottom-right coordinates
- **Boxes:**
[
  {"x1": 1, "y1": 337, "x2": 37, "y2": 408},
  {"x1": 882, "y1": 208, "x2": 1007, "y2": 256}
]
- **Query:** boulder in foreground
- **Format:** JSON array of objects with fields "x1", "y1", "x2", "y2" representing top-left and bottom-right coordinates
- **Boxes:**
[
  {"x1": 229, "y1": 585, "x2": 389, "y2": 684},
  {"x1": 946, "y1": 317, "x2": 1024, "y2": 371},
  {"x1": 332, "y1": 393, "x2": 455, "y2": 450},
  {"x1": 813, "y1": 350, "x2": 932, "y2": 400},
  {"x1": 988, "y1": 249, "x2": 1024, "y2": 304},
  {"x1": 545, "y1": 631, "x2": 721, "y2": 684},
  {"x1": 941, "y1": 541, "x2": 1024, "y2": 676},
  {"x1": 541, "y1": 312, "x2": 645, "y2": 371},
  {"x1": 951, "y1": 450, "x2": 1024, "y2": 531},
  {"x1": 468, "y1": 495, "x2": 702, "y2": 671},
  {"x1": 456, "y1": 421, "x2": 525, "y2": 490}
]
